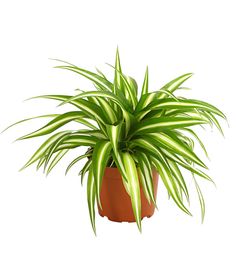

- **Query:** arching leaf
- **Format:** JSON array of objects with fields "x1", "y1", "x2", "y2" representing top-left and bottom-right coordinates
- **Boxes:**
[
  {"x1": 157, "y1": 73, "x2": 193, "y2": 99},
  {"x1": 92, "y1": 141, "x2": 112, "y2": 208},
  {"x1": 141, "y1": 66, "x2": 149, "y2": 96},
  {"x1": 122, "y1": 152, "x2": 142, "y2": 232},
  {"x1": 87, "y1": 165, "x2": 96, "y2": 235},
  {"x1": 131, "y1": 117, "x2": 207, "y2": 137}
]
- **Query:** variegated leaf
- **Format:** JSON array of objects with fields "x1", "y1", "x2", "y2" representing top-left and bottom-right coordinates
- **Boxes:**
[
  {"x1": 122, "y1": 152, "x2": 142, "y2": 232},
  {"x1": 87, "y1": 165, "x2": 97, "y2": 235},
  {"x1": 92, "y1": 141, "x2": 112, "y2": 208}
]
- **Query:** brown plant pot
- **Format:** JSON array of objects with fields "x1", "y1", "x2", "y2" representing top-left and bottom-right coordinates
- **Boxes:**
[{"x1": 98, "y1": 167, "x2": 158, "y2": 222}]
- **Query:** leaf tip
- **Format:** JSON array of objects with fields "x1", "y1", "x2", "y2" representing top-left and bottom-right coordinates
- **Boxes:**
[
  {"x1": 0, "y1": 127, "x2": 8, "y2": 134},
  {"x1": 12, "y1": 137, "x2": 21, "y2": 143},
  {"x1": 57, "y1": 102, "x2": 65, "y2": 107},
  {"x1": 18, "y1": 164, "x2": 27, "y2": 172},
  {"x1": 92, "y1": 226, "x2": 97, "y2": 236},
  {"x1": 137, "y1": 223, "x2": 142, "y2": 233},
  {"x1": 97, "y1": 198, "x2": 103, "y2": 211},
  {"x1": 14, "y1": 135, "x2": 26, "y2": 142},
  {"x1": 23, "y1": 97, "x2": 30, "y2": 102},
  {"x1": 116, "y1": 45, "x2": 120, "y2": 55},
  {"x1": 188, "y1": 211, "x2": 193, "y2": 217}
]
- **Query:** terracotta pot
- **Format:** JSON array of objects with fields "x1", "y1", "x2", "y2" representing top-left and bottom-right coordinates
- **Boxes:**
[{"x1": 98, "y1": 167, "x2": 158, "y2": 222}]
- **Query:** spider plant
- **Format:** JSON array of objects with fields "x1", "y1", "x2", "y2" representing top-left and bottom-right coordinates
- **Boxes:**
[{"x1": 4, "y1": 49, "x2": 226, "y2": 234}]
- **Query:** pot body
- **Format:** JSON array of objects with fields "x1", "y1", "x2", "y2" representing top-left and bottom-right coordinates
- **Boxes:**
[{"x1": 98, "y1": 167, "x2": 158, "y2": 222}]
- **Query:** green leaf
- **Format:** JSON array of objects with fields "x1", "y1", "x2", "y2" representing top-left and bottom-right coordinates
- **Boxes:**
[
  {"x1": 122, "y1": 152, "x2": 142, "y2": 232},
  {"x1": 141, "y1": 66, "x2": 149, "y2": 95},
  {"x1": 65, "y1": 152, "x2": 91, "y2": 175},
  {"x1": 80, "y1": 158, "x2": 92, "y2": 185},
  {"x1": 16, "y1": 111, "x2": 90, "y2": 140},
  {"x1": 37, "y1": 155, "x2": 46, "y2": 171},
  {"x1": 136, "y1": 152, "x2": 156, "y2": 205},
  {"x1": 43, "y1": 132, "x2": 70, "y2": 171},
  {"x1": 107, "y1": 63, "x2": 138, "y2": 109},
  {"x1": 148, "y1": 131, "x2": 207, "y2": 168},
  {"x1": 127, "y1": 76, "x2": 138, "y2": 97},
  {"x1": 54, "y1": 62, "x2": 114, "y2": 93},
  {"x1": 135, "y1": 91, "x2": 178, "y2": 121},
  {"x1": 19, "y1": 131, "x2": 71, "y2": 171},
  {"x1": 130, "y1": 136, "x2": 163, "y2": 157},
  {"x1": 88, "y1": 95, "x2": 112, "y2": 119},
  {"x1": 146, "y1": 108, "x2": 208, "y2": 121},
  {"x1": 131, "y1": 136, "x2": 212, "y2": 183},
  {"x1": 92, "y1": 141, "x2": 112, "y2": 209},
  {"x1": 46, "y1": 149, "x2": 69, "y2": 175},
  {"x1": 193, "y1": 175, "x2": 205, "y2": 223},
  {"x1": 35, "y1": 134, "x2": 96, "y2": 171},
  {"x1": 111, "y1": 151, "x2": 128, "y2": 183},
  {"x1": 135, "y1": 93, "x2": 157, "y2": 116},
  {"x1": 203, "y1": 111, "x2": 225, "y2": 136},
  {"x1": 114, "y1": 47, "x2": 124, "y2": 94},
  {"x1": 74, "y1": 118, "x2": 98, "y2": 130},
  {"x1": 151, "y1": 155, "x2": 191, "y2": 215},
  {"x1": 187, "y1": 99, "x2": 226, "y2": 119},
  {"x1": 130, "y1": 117, "x2": 207, "y2": 137},
  {"x1": 106, "y1": 123, "x2": 122, "y2": 157},
  {"x1": 156, "y1": 89, "x2": 179, "y2": 100},
  {"x1": 59, "y1": 91, "x2": 133, "y2": 134},
  {"x1": 59, "y1": 133, "x2": 98, "y2": 147},
  {"x1": 157, "y1": 73, "x2": 193, "y2": 99},
  {"x1": 75, "y1": 129, "x2": 106, "y2": 139},
  {"x1": 123, "y1": 110, "x2": 136, "y2": 137},
  {"x1": 140, "y1": 98, "x2": 226, "y2": 119},
  {"x1": 1, "y1": 114, "x2": 58, "y2": 133},
  {"x1": 180, "y1": 128, "x2": 209, "y2": 158},
  {"x1": 160, "y1": 147, "x2": 213, "y2": 182},
  {"x1": 96, "y1": 67, "x2": 108, "y2": 80},
  {"x1": 95, "y1": 119, "x2": 108, "y2": 137},
  {"x1": 87, "y1": 165, "x2": 97, "y2": 235},
  {"x1": 167, "y1": 160, "x2": 189, "y2": 202},
  {"x1": 28, "y1": 95, "x2": 108, "y2": 124},
  {"x1": 69, "y1": 98, "x2": 109, "y2": 124},
  {"x1": 119, "y1": 73, "x2": 138, "y2": 109},
  {"x1": 137, "y1": 167, "x2": 151, "y2": 204},
  {"x1": 58, "y1": 90, "x2": 130, "y2": 112},
  {"x1": 27, "y1": 94, "x2": 85, "y2": 109},
  {"x1": 177, "y1": 87, "x2": 191, "y2": 90},
  {"x1": 96, "y1": 97, "x2": 117, "y2": 124}
]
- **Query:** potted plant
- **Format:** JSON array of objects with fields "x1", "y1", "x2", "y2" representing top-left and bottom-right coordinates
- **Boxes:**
[{"x1": 3, "y1": 49, "x2": 226, "y2": 234}]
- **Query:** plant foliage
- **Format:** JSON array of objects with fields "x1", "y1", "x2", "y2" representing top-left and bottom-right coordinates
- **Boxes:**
[{"x1": 4, "y1": 49, "x2": 226, "y2": 234}]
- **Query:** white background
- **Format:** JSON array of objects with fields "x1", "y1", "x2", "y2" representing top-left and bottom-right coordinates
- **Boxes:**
[{"x1": 0, "y1": 1, "x2": 235, "y2": 274}]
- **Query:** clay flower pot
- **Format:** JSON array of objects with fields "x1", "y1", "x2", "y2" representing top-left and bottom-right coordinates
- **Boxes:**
[{"x1": 98, "y1": 167, "x2": 158, "y2": 222}]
